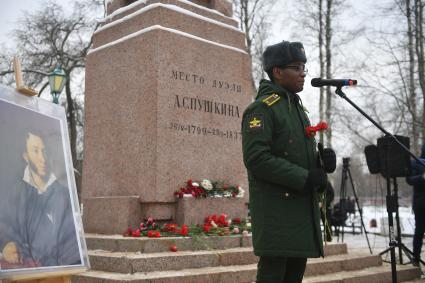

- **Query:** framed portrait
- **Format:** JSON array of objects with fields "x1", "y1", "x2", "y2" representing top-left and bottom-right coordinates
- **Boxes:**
[{"x1": 0, "y1": 85, "x2": 89, "y2": 280}]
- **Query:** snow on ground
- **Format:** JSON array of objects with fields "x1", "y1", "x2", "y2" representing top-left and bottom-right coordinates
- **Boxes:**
[
  {"x1": 329, "y1": 205, "x2": 425, "y2": 262},
  {"x1": 345, "y1": 205, "x2": 415, "y2": 236}
]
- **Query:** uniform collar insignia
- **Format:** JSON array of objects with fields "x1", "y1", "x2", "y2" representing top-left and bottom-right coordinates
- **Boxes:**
[{"x1": 262, "y1": 93, "x2": 281, "y2": 107}]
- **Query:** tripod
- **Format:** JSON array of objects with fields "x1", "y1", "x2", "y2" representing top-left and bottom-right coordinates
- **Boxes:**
[
  {"x1": 337, "y1": 157, "x2": 372, "y2": 254},
  {"x1": 379, "y1": 176, "x2": 425, "y2": 266}
]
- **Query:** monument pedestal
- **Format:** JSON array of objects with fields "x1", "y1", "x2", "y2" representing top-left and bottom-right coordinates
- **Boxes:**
[
  {"x1": 83, "y1": 196, "x2": 142, "y2": 234},
  {"x1": 82, "y1": 0, "x2": 253, "y2": 234}
]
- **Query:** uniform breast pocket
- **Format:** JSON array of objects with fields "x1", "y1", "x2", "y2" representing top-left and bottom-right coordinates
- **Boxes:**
[{"x1": 272, "y1": 130, "x2": 300, "y2": 159}]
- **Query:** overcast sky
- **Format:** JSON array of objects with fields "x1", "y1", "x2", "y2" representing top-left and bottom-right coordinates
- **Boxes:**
[
  {"x1": 0, "y1": 0, "x2": 72, "y2": 46},
  {"x1": 0, "y1": 0, "x2": 398, "y2": 158}
]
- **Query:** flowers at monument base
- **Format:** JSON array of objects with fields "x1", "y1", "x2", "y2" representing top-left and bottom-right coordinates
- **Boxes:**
[
  {"x1": 170, "y1": 245, "x2": 178, "y2": 252},
  {"x1": 147, "y1": 230, "x2": 161, "y2": 238},
  {"x1": 305, "y1": 121, "x2": 328, "y2": 138},
  {"x1": 201, "y1": 179, "x2": 213, "y2": 190},
  {"x1": 204, "y1": 213, "x2": 231, "y2": 227},
  {"x1": 123, "y1": 214, "x2": 252, "y2": 239},
  {"x1": 174, "y1": 179, "x2": 244, "y2": 198},
  {"x1": 123, "y1": 216, "x2": 160, "y2": 238},
  {"x1": 132, "y1": 229, "x2": 141, "y2": 237}
]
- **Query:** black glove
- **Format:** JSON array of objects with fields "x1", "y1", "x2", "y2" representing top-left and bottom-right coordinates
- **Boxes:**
[
  {"x1": 322, "y1": 148, "x2": 336, "y2": 173},
  {"x1": 304, "y1": 169, "x2": 327, "y2": 193},
  {"x1": 318, "y1": 143, "x2": 336, "y2": 173}
]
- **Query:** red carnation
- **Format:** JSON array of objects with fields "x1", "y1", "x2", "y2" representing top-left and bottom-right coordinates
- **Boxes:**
[
  {"x1": 218, "y1": 214, "x2": 228, "y2": 226},
  {"x1": 170, "y1": 245, "x2": 178, "y2": 252},
  {"x1": 203, "y1": 224, "x2": 212, "y2": 233},
  {"x1": 181, "y1": 224, "x2": 189, "y2": 236},
  {"x1": 306, "y1": 121, "x2": 329, "y2": 138},
  {"x1": 132, "y1": 229, "x2": 141, "y2": 237},
  {"x1": 205, "y1": 215, "x2": 212, "y2": 224}
]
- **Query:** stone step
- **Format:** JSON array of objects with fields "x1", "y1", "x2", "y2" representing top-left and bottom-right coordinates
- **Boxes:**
[
  {"x1": 305, "y1": 254, "x2": 382, "y2": 276},
  {"x1": 402, "y1": 276, "x2": 425, "y2": 283},
  {"x1": 72, "y1": 264, "x2": 257, "y2": 283},
  {"x1": 85, "y1": 234, "x2": 251, "y2": 253},
  {"x1": 303, "y1": 264, "x2": 421, "y2": 283},
  {"x1": 402, "y1": 279, "x2": 425, "y2": 283},
  {"x1": 88, "y1": 247, "x2": 378, "y2": 275},
  {"x1": 72, "y1": 263, "x2": 421, "y2": 283},
  {"x1": 88, "y1": 247, "x2": 256, "y2": 274},
  {"x1": 85, "y1": 233, "x2": 347, "y2": 255}
]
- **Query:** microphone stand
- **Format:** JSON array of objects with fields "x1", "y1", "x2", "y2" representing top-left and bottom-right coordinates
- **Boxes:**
[{"x1": 334, "y1": 87, "x2": 425, "y2": 283}]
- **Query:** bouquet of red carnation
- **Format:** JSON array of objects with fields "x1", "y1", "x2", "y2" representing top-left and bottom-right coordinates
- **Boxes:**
[
  {"x1": 306, "y1": 122, "x2": 328, "y2": 138},
  {"x1": 204, "y1": 213, "x2": 230, "y2": 228},
  {"x1": 123, "y1": 216, "x2": 161, "y2": 238},
  {"x1": 174, "y1": 179, "x2": 207, "y2": 198}
]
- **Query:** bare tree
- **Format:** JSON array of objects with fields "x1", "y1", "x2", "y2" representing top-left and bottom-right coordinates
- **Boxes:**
[
  {"x1": 414, "y1": 0, "x2": 425, "y2": 140},
  {"x1": 407, "y1": 0, "x2": 419, "y2": 153},
  {"x1": 345, "y1": 0, "x2": 425, "y2": 155},
  {"x1": 288, "y1": 0, "x2": 361, "y2": 148},
  {"x1": 0, "y1": 0, "x2": 103, "y2": 193},
  {"x1": 233, "y1": 0, "x2": 274, "y2": 93},
  {"x1": 324, "y1": 0, "x2": 333, "y2": 148},
  {"x1": 318, "y1": 0, "x2": 325, "y2": 144}
]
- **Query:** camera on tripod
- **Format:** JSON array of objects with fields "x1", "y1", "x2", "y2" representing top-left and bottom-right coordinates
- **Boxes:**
[
  {"x1": 333, "y1": 155, "x2": 372, "y2": 253},
  {"x1": 342, "y1": 157, "x2": 350, "y2": 168}
]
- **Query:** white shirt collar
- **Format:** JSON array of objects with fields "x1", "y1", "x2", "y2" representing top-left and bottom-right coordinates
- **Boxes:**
[{"x1": 23, "y1": 166, "x2": 57, "y2": 194}]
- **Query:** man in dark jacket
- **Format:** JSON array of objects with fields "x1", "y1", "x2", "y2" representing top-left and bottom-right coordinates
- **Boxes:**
[
  {"x1": 242, "y1": 41, "x2": 327, "y2": 282},
  {"x1": 406, "y1": 142, "x2": 425, "y2": 266}
]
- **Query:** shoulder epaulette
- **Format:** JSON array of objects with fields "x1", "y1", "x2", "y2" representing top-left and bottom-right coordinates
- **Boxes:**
[{"x1": 262, "y1": 93, "x2": 281, "y2": 107}]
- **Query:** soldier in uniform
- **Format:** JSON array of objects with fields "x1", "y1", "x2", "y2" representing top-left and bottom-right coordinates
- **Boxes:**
[{"x1": 242, "y1": 41, "x2": 327, "y2": 282}]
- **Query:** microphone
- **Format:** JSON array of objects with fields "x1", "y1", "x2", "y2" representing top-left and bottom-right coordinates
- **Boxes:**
[{"x1": 311, "y1": 78, "x2": 357, "y2": 88}]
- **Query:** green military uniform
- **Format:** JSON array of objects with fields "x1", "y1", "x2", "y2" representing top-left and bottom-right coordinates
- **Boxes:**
[{"x1": 242, "y1": 79, "x2": 323, "y2": 267}]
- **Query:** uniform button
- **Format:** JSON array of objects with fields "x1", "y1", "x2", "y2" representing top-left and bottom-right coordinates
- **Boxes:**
[
  {"x1": 289, "y1": 139, "x2": 293, "y2": 143},
  {"x1": 284, "y1": 192, "x2": 290, "y2": 197},
  {"x1": 284, "y1": 152, "x2": 288, "y2": 156}
]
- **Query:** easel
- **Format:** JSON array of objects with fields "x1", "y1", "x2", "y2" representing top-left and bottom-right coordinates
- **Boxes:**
[
  {"x1": 13, "y1": 57, "x2": 38, "y2": 97},
  {"x1": 2, "y1": 58, "x2": 74, "y2": 283}
]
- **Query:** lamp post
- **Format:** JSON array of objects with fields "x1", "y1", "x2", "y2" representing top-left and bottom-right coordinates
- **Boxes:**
[{"x1": 48, "y1": 67, "x2": 66, "y2": 104}]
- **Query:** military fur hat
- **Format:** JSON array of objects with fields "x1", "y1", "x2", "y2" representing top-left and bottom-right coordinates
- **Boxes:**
[{"x1": 262, "y1": 41, "x2": 307, "y2": 72}]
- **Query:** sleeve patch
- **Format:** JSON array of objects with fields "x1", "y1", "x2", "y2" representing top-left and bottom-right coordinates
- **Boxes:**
[
  {"x1": 245, "y1": 113, "x2": 264, "y2": 132},
  {"x1": 262, "y1": 93, "x2": 281, "y2": 106}
]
